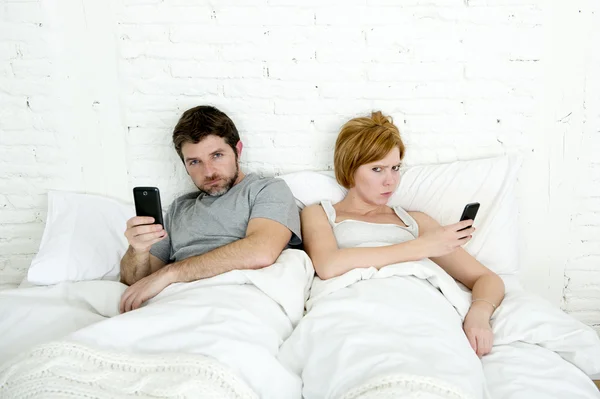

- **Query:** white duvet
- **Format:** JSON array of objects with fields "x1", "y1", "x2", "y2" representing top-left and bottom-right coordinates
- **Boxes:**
[
  {"x1": 279, "y1": 259, "x2": 600, "y2": 399},
  {"x1": 0, "y1": 249, "x2": 314, "y2": 399}
]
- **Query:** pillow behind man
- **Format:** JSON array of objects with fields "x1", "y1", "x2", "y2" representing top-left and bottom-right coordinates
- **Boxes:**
[{"x1": 27, "y1": 191, "x2": 134, "y2": 285}]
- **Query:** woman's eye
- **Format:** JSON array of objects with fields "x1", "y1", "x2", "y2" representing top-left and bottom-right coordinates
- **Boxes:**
[
  {"x1": 372, "y1": 167, "x2": 382, "y2": 172},
  {"x1": 392, "y1": 165, "x2": 400, "y2": 171}
]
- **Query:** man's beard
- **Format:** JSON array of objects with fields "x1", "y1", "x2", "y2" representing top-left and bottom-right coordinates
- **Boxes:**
[{"x1": 198, "y1": 163, "x2": 239, "y2": 197}]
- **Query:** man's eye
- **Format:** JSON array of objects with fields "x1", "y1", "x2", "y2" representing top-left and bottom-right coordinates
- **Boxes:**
[
  {"x1": 214, "y1": 153, "x2": 223, "y2": 158},
  {"x1": 189, "y1": 160, "x2": 198, "y2": 165}
]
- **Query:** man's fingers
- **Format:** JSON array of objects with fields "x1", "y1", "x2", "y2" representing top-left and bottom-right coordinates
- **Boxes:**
[
  {"x1": 119, "y1": 288, "x2": 133, "y2": 314},
  {"x1": 150, "y1": 233, "x2": 168, "y2": 245},
  {"x1": 119, "y1": 296, "x2": 125, "y2": 314},
  {"x1": 132, "y1": 297, "x2": 144, "y2": 311},
  {"x1": 121, "y1": 291, "x2": 132, "y2": 314},
  {"x1": 124, "y1": 289, "x2": 138, "y2": 313},
  {"x1": 127, "y1": 216, "x2": 155, "y2": 229},
  {"x1": 132, "y1": 224, "x2": 164, "y2": 237},
  {"x1": 134, "y1": 231, "x2": 166, "y2": 243}
]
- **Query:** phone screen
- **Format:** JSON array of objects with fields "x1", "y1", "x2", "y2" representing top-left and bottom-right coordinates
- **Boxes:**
[{"x1": 133, "y1": 187, "x2": 164, "y2": 227}]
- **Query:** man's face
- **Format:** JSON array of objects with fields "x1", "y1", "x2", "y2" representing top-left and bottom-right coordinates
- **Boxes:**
[{"x1": 181, "y1": 135, "x2": 242, "y2": 196}]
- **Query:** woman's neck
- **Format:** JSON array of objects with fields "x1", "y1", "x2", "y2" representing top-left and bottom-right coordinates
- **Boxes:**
[{"x1": 339, "y1": 189, "x2": 387, "y2": 216}]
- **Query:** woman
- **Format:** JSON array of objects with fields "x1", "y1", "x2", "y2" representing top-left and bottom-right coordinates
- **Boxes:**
[{"x1": 301, "y1": 111, "x2": 505, "y2": 358}]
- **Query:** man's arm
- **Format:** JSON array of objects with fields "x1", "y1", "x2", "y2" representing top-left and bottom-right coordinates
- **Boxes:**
[
  {"x1": 120, "y1": 215, "x2": 169, "y2": 286},
  {"x1": 165, "y1": 217, "x2": 292, "y2": 283},
  {"x1": 120, "y1": 247, "x2": 166, "y2": 286}
]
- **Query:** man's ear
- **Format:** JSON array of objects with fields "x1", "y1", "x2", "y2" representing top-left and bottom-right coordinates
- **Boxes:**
[{"x1": 235, "y1": 140, "x2": 243, "y2": 159}]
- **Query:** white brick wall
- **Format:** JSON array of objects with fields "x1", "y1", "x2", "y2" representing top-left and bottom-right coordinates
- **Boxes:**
[
  {"x1": 0, "y1": 0, "x2": 598, "y2": 331},
  {"x1": 560, "y1": 0, "x2": 600, "y2": 332}
]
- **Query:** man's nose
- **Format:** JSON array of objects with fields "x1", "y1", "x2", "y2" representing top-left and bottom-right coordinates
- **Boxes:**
[{"x1": 203, "y1": 161, "x2": 215, "y2": 177}]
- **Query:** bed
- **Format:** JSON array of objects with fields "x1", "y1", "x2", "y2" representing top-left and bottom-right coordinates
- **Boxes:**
[
  {"x1": 0, "y1": 191, "x2": 314, "y2": 398},
  {"x1": 1, "y1": 155, "x2": 599, "y2": 399},
  {"x1": 277, "y1": 155, "x2": 600, "y2": 399}
]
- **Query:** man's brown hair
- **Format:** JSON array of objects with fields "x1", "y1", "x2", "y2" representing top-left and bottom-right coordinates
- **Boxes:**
[{"x1": 172, "y1": 106, "x2": 240, "y2": 161}]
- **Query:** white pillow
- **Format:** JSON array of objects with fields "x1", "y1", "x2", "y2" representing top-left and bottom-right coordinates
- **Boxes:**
[
  {"x1": 27, "y1": 191, "x2": 134, "y2": 285},
  {"x1": 278, "y1": 155, "x2": 522, "y2": 275}
]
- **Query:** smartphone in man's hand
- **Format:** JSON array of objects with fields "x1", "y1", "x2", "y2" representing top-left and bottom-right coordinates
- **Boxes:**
[
  {"x1": 133, "y1": 187, "x2": 164, "y2": 227},
  {"x1": 458, "y1": 202, "x2": 480, "y2": 232}
]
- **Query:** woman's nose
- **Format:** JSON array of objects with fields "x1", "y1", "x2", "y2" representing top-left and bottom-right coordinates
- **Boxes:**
[{"x1": 383, "y1": 173, "x2": 395, "y2": 186}]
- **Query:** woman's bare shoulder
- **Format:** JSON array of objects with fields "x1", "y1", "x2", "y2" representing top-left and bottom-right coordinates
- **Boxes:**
[
  {"x1": 301, "y1": 203, "x2": 327, "y2": 220},
  {"x1": 407, "y1": 211, "x2": 440, "y2": 231},
  {"x1": 302, "y1": 203, "x2": 323, "y2": 214}
]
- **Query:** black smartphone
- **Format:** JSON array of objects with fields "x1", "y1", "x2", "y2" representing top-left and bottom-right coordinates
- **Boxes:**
[
  {"x1": 458, "y1": 202, "x2": 480, "y2": 232},
  {"x1": 133, "y1": 187, "x2": 164, "y2": 227}
]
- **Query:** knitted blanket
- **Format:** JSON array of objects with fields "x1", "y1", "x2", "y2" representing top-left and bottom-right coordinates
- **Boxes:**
[{"x1": 0, "y1": 341, "x2": 258, "y2": 399}]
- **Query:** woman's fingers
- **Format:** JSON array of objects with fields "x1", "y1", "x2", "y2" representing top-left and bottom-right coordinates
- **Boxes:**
[
  {"x1": 478, "y1": 331, "x2": 493, "y2": 357},
  {"x1": 468, "y1": 332, "x2": 477, "y2": 352}
]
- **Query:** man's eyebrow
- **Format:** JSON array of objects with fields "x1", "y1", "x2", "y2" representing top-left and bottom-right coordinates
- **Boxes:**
[{"x1": 184, "y1": 148, "x2": 226, "y2": 162}]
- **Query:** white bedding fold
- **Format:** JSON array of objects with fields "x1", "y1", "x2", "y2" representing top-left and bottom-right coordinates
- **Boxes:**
[
  {"x1": 280, "y1": 259, "x2": 600, "y2": 399},
  {"x1": 0, "y1": 249, "x2": 314, "y2": 399}
]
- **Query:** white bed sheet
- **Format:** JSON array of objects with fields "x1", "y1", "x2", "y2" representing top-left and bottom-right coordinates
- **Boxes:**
[
  {"x1": 1, "y1": 259, "x2": 598, "y2": 398},
  {"x1": 483, "y1": 341, "x2": 599, "y2": 399},
  {"x1": 278, "y1": 261, "x2": 600, "y2": 399},
  {"x1": 0, "y1": 280, "x2": 120, "y2": 362},
  {"x1": 0, "y1": 249, "x2": 314, "y2": 399}
]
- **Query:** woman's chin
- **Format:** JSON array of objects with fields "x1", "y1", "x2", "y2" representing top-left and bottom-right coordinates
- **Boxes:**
[{"x1": 372, "y1": 197, "x2": 390, "y2": 205}]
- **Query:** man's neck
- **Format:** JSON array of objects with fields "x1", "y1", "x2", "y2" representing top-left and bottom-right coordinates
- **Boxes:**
[{"x1": 233, "y1": 170, "x2": 246, "y2": 186}]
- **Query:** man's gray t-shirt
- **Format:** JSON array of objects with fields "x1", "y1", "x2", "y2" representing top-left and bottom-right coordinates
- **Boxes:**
[{"x1": 150, "y1": 173, "x2": 301, "y2": 264}]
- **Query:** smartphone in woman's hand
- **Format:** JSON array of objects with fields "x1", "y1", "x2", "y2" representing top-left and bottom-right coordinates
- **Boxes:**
[{"x1": 458, "y1": 202, "x2": 480, "y2": 232}]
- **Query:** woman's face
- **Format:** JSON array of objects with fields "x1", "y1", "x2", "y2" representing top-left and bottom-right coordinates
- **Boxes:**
[{"x1": 352, "y1": 147, "x2": 402, "y2": 206}]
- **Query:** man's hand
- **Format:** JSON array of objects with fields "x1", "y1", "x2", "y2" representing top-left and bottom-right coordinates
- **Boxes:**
[
  {"x1": 119, "y1": 266, "x2": 176, "y2": 313},
  {"x1": 463, "y1": 306, "x2": 494, "y2": 357},
  {"x1": 124, "y1": 216, "x2": 167, "y2": 253}
]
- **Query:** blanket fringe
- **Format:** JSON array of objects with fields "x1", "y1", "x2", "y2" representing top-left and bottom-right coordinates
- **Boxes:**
[
  {"x1": 340, "y1": 374, "x2": 475, "y2": 399},
  {"x1": 0, "y1": 341, "x2": 259, "y2": 399}
]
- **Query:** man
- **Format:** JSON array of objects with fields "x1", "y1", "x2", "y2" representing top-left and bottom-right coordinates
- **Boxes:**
[{"x1": 119, "y1": 105, "x2": 301, "y2": 313}]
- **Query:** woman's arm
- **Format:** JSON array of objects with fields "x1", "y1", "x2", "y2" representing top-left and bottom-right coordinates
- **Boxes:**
[
  {"x1": 411, "y1": 211, "x2": 505, "y2": 357},
  {"x1": 301, "y1": 205, "x2": 424, "y2": 279},
  {"x1": 411, "y1": 211, "x2": 505, "y2": 309},
  {"x1": 302, "y1": 205, "x2": 475, "y2": 280}
]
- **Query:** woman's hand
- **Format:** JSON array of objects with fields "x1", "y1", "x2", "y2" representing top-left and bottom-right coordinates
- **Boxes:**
[
  {"x1": 463, "y1": 305, "x2": 494, "y2": 357},
  {"x1": 416, "y1": 219, "x2": 475, "y2": 258}
]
